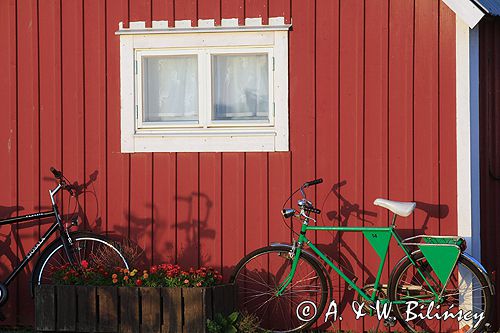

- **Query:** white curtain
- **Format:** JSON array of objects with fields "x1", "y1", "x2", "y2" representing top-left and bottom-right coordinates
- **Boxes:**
[
  {"x1": 212, "y1": 54, "x2": 269, "y2": 121},
  {"x1": 143, "y1": 55, "x2": 198, "y2": 123}
]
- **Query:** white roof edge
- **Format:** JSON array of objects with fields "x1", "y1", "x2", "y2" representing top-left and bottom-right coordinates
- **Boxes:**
[{"x1": 442, "y1": 0, "x2": 485, "y2": 28}]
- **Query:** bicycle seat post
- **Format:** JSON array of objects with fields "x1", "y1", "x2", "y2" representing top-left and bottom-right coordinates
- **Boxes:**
[{"x1": 391, "y1": 213, "x2": 397, "y2": 227}]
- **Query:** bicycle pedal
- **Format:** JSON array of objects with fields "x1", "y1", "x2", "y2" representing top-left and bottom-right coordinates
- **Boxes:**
[{"x1": 383, "y1": 316, "x2": 397, "y2": 327}]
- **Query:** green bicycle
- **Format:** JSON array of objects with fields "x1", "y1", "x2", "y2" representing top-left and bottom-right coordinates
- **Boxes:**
[{"x1": 230, "y1": 179, "x2": 494, "y2": 333}]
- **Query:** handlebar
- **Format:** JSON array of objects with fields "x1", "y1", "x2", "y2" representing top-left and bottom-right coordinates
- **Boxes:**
[
  {"x1": 50, "y1": 167, "x2": 63, "y2": 179},
  {"x1": 304, "y1": 206, "x2": 321, "y2": 214},
  {"x1": 297, "y1": 178, "x2": 323, "y2": 215},
  {"x1": 303, "y1": 178, "x2": 323, "y2": 188},
  {"x1": 50, "y1": 167, "x2": 75, "y2": 196}
]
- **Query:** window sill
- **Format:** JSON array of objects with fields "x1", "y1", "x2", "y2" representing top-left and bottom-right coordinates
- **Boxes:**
[{"x1": 122, "y1": 131, "x2": 288, "y2": 153}]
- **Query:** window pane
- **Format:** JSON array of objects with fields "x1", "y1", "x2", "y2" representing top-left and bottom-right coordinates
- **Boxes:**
[
  {"x1": 212, "y1": 54, "x2": 269, "y2": 121},
  {"x1": 143, "y1": 55, "x2": 198, "y2": 123}
]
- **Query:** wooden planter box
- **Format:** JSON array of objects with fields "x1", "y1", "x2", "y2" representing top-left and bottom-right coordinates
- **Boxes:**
[{"x1": 35, "y1": 284, "x2": 236, "y2": 333}]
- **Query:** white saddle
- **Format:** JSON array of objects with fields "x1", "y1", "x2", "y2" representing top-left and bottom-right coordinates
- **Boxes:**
[{"x1": 373, "y1": 198, "x2": 416, "y2": 217}]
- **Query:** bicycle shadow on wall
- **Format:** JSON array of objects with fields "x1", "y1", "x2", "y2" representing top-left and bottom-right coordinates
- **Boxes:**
[
  {"x1": 312, "y1": 180, "x2": 449, "y2": 329},
  {"x1": 0, "y1": 206, "x2": 24, "y2": 277},
  {"x1": 40, "y1": 170, "x2": 101, "y2": 231},
  {"x1": 124, "y1": 192, "x2": 216, "y2": 268}
]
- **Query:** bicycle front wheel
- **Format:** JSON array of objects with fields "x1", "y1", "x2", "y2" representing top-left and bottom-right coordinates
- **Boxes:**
[
  {"x1": 230, "y1": 246, "x2": 328, "y2": 333},
  {"x1": 32, "y1": 232, "x2": 129, "y2": 289},
  {"x1": 388, "y1": 251, "x2": 492, "y2": 333}
]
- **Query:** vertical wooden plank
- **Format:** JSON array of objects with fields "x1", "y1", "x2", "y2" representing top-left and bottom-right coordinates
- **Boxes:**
[
  {"x1": 119, "y1": 287, "x2": 140, "y2": 333},
  {"x1": 211, "y1": 283, "x2": 235, "y2": 318},
  {"x1": 140, "y1": 287, "x2": 161, "y2": 333},
  {"x1": 289, "y1": 12, "x2": 316, "y2": 322},
  {"x1": 35, "y1": 286, "x2": 56, "y2": 331},
  {"x1": 439, "y1": 1, "x2": 457, "y2": 236},
  {"x1": 61, "y1": 0, "x2": 84, "y2": 227},
  {"x1": 440, "y1": 4, "x2": 459, "y2": 331},
  {"x1": 414, "y1": 0, "x2": 439, "y2": 236},
  {"x1": 152, "y1": 0, "x2": 173, "y2": 23},
  {"x1": 245, "y1": 153, "x2": 268, "y2": 254},
  {"x1": 338, "y1": 0, "x2": 364, "y2": 331},
  {"x1": 76, "y1": 286, "x2": 97, "y2": 332},
  {"x1": 221, "y1": 153, "x2": 245, "y2": 279},
  {"x1": 199, "y1": 154, "x2": 222, "y2": 269},
  {"x1": 221, "y1": 0, "x2": 244, "y2": 23},
  {"x1": 269, "y1": 0, "x2": 290, "y2": 23},
  {"x1": 161, "y1": 288, "x2": 182, "y2": 333},
  {"x1": 0, "y1": 0, "x2": 19, "y2": 325},
  {"x1": 96, "y1": 286, "x2": 118, "y2": 332},
  {"x1": 268, "y1": 153, "x2": 291, "y2": 243},
  {"x1": 153, "y1": 0, "x2": 174, "y2": 27},
  {"x1": 363, "y1": 0, "x2": 389, "y2": 331},
  {"x1": 106, "y1": 0, "x2": 130, "y2": 239},
  {"x1": 289, "y1": 0, "x2": 316, "y2": 192},
  {"x1": 174, "y1": 0, "x2": 197, "y2": 24},
  {"x1": 83, "y1": 0, "x2": 107, "y2": 232},
  {"x1": 56, "y1": 285, "x2": 77, "y2": 331},
  {"x1": 130, "y1": 0, "x2": 152, "y2": 26},
  {"x1": 315, "y1": 0, "x2": 340, "y2": 330},
  {"x1": 176, "y1": 153, "x2": 199, "y2": 268},
  {"x1": 152, "y1": 154, "x2": 177, "y2": 264},
  {"x1": 198, "y1": 0, "x2": 221, "y2": 24},
  {"x1": 245, "y1": 0, "x2": 268, "y2": 23},
  {"x1": 129, "y1": 154, "x2": 154, "y2": 266},
  {"x1": 388, "y1": 0, "x2": 414, "y2": 218},
  {"x1": 17, "y1": 0, "x2": 40, "y2": 325},
  {"x1": 183, "y1": 288, "x2": 205, "y2": 333},
  {"x1": 388, "y1": 2, "x2": 414, "y2": 330},
  {"x1": 211, "y1": 285, "x2": 226, "y2": 316}
]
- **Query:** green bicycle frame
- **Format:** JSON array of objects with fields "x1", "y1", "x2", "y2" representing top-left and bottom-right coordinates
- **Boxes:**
[{"x1": 276, "y1": 223, "x2": 443, "y2": 307}]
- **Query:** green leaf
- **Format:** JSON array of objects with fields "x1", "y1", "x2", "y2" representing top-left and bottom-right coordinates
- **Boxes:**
[
  {"x1": 224, "y1": 325, "x2": 237, "y2": 333},
  {"x1": 228, "y1": 312, "x2": 239, "y2": 323}
]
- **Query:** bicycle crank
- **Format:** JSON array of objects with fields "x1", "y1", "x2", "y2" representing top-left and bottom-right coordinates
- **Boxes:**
[{"x1": 357, "y1": 284, "x2": 387, "y2": 312}]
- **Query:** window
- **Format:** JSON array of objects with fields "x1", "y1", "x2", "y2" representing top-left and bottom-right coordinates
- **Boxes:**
[{"x1": 117, "y1": 18, "x2": 291, "y2": 152}]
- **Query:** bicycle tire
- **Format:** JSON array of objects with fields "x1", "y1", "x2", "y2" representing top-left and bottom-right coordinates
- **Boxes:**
[
  {"x1": 32, "y1": 232, "x2": 129, "y2": 290},
  {"x1": 388, "y1": 251, "x2": 492, "y2": 333},
  {"x1": 230, "y1": 246, "x2": 328, "y2": 333}
]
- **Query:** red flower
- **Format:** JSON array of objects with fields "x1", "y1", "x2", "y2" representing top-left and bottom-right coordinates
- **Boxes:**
[
  {"x1": 136, "y1": 279, "x2": 143, "y2": 286},
  {"x1": 81, "y1": 260, "x2": 89, "y2": 269}
]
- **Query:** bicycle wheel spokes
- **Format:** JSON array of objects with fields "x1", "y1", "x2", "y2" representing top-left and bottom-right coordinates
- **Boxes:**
[
  {"x1": 232, "y1": 247, "x2": 327, "y2": 333},
  {"x1": 35, "y1": 234, "x2": 128, "y2": 286},
  {"x1": 391, "y1": 254, "x2": 490, "y2": 333}
]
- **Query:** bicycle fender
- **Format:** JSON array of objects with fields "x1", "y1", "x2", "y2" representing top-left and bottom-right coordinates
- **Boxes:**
[
  {"x1": 389, "y1": 250, "x2": 495, "y2": 296},
  {"x1": 462, "y1": 252, "x2": 495, "y2": 295},
  {"x1": 270, "y1": 243, "x2": 334, "y2": 300}
]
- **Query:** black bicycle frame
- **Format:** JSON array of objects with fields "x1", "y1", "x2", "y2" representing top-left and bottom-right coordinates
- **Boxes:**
[{"x1": 1, "y1": 202, "x2": 67, "y2": 286}]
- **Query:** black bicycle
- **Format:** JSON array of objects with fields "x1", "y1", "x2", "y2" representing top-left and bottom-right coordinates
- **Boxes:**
[{"x1": 0, "y1": 167, "x2": 129, "y2": 306}]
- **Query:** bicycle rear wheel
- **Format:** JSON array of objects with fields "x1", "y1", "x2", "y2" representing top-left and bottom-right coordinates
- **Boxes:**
[
  {"x1": 230, "y1": 246, "x2": 328, "y2": 333},
  {"x1": 32, "y1": 232, "x2": 129, "y2": 290},
  {"x1": 388, "y1": 251, "x2": 492, "y2": 333}
]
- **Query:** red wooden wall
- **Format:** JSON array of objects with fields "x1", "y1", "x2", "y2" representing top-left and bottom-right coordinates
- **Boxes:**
[{"x1": 0, "y1": 0, "x2": 457, "y2": 330}]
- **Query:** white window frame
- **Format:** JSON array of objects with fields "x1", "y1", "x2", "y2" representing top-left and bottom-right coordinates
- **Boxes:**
[{"x1": 117, "y1": 18, "x2": 291, "y2": 153}]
